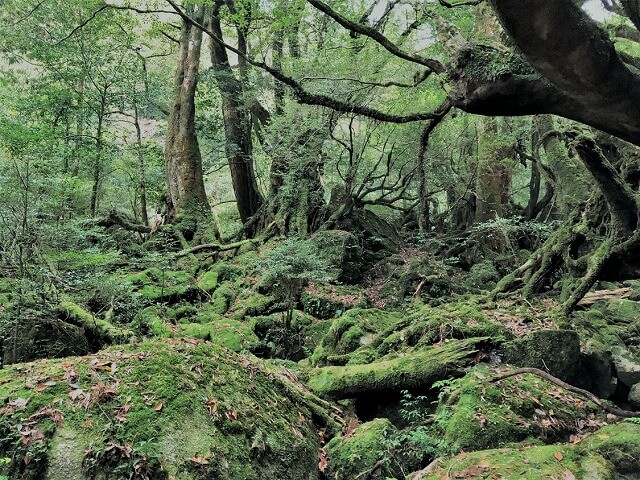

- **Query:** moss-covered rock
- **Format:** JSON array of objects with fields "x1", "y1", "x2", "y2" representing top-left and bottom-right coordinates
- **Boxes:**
[
  {"x1": 308, "y1": 338, "x2": 489, "y2": 399},
  {"x1": 122, "y1": 268, "x2": 195, "y2": 304},
  {"x1": 415, "y1": 422, "x2": 640, "y2": 480},
  {"x1": 324, "y1": 418, "x2": 397, "y2": 479},
  {"x1": 196, "y1": 270, "x2": 219, "y2": 293},
  {"x1": 310, "y1": 309, "x2": 403, "y2": 366},
  {"x1": 502, "y1": 329, "x2": 581, "y2": 382},
  {"x1": 308, "y1": 230, "x2": 362, "y2": 283},
  {"x1": 181, "y1": 319, "x2": 258, "y2": 351},
  {"x1": 433, "y1": 365, "x2": 603, "y2": 453},
  {"x1": 375, "y1": 301, "x2": 512, "y2": 356},
  {"x1": 0, "y1": 340, "x2": 323, "y2": 480}
]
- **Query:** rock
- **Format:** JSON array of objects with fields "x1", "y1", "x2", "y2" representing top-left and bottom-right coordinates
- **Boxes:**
[
  {"x1": 325, "y1": 419, "x2": 398, "y2": 479},
  {"x1": 434, "y1": 366, "x2": 604, "y2": 452},
  {"x1": 413, "y1": 423, "x2": 640, "y2": 480},
  {"x1": 308, "y1": 338, "x2": 489, "y2": 399},
  {"x1": 580, "y1": 342, "x2": 616, "y2": 398},
  {"x1": 0, "y1": 340, "x2": 323, "y2": 480},
  {"x1": 502, "y1": 330, "x2": 581, "y2": 382},
  {"x1": 603, "y1": 298, "x2": 640, "y2": 324},
  {"x1": 628, "y1": 383, "x2": 640, "y2": 408},
  {"x1": 611, "y1": 345, "x2": 640, "y2": 388}
]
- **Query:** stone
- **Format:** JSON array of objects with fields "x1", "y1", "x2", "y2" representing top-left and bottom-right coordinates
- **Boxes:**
[
  {"x1": 580, "y1": 342, "x2": 615, "y2": 398},
  {"x1": 611, "y1": 345, "x2": 640, "y2": 388},
  {"x1": 628, "y1": 383, "x2": 640, "y2": 409},
  {"x1": 502, "y1": 330, "x2": 581, "y2": 382}
]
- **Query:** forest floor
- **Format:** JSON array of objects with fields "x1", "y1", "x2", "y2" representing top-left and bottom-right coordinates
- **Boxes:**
[{"x1": 1, "y1": 229, "x2": 640, "y2": 479}]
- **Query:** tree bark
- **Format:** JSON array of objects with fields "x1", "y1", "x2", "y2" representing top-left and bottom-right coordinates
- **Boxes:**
[
  {"x1": 208, "y1": 4, "x2": 263, "y2": 232},
  {"x1": 487, "y1": 0, "x2": 640, "y2": 147},
  {"x1": 165, "y1": 4, "x2": 209, "y2": 221}
]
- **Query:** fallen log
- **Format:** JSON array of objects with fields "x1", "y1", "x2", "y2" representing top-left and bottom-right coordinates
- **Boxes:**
[
  {"x1": 576, "y1": 287, "x2": 633, "y2": 307},
  {"x1": 307, "y1": 337, "x2": 491, "y2": 399}
]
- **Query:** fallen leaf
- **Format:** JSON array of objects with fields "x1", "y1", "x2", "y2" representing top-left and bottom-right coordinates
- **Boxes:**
[
  {"x1": 188, "y1": 456, "x2": 210, "y2": 465},
  {"x1": 69, "y1": 389, "x2": 84, "y2": 401},
  {"x1": 318, "y1": 449, "x2": 328, "y2": 472},
  {"x1": 555, "y1": 451, "x2": 564, "y2": 461},
  {"x1": 9, "y1": 398, "x2": 29, "y2": 409},
  {"x1": 153, "y1": 402, "x2": 164, "y2": 411}
]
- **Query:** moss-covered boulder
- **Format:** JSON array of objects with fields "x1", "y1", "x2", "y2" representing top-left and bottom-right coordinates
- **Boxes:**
[
  {"x1": 310, "y1": 309, "x2": 403, "y2": 366},
  {"x1": 196, "y1": 270, "x2": 219, "y2": 293},
  {"x1": 0, "y1": 340, "x2": 324, "y2": 480},
  {"x1": 58, "y1": 301, "x2": 134, "y2": 345},
  {"x1": 122, "y1": 267, "x2": 195, "y2": 304},
  {"x1": 375, "y1": 302, "x2": 512, "y2": 356},
  {"x1": 308, "y1": 338, "x2": 489, "y2": 399},
  {"x1": 433, "y1": 366, "x2": 604, "y2": 453},
  {"x1": 324, "y1": 418, "x2": 397, "y2": 479},
  {"x1": 413, "y1": 423, "x2": 640, "y2": 480},
  {"x1": 502, "y1": 329, "x2": 582, "y2": 382}
]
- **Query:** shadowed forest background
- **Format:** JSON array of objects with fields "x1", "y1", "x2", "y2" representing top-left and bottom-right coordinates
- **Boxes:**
[{"x1": 1, "y1": 0, "x2": 640, "y2": 479}]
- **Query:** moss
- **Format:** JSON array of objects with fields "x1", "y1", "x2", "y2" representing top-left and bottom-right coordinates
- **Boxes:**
[
  {"x1": 375, "y1": 301, "x2": 512, "y2": 356},
  {"x1": 325, "y1": 418, "x2": 396, "y2": 479},
  {"x1": 122, "y1": 268, "x2": 194, "y2": 304},
  {"x1": 502, "y1": 330, "x2": 581, "y2": 382},
  {"x1": 300, "y1": 284, "x2": 368, "y2": 319},
  {"x1": 417, "y1": 422, "x2": 640, "y2": 479},
  {"x1": 230, "y1": 292, "x2": 275, "y2": 319},
  {"x1": 310, "y1": 309, "x2": 403, "y2": 366},
  {"x1": 602, "y1": 298, "x2": 640, "y2": 324},
  {"x1": 181, "y1": 320, "x2": 258, "y2": 351},
  {"x1": 196, "y1": 270, "x2": 219, "y2": 293},
  {"x1": 58, "y1": 301, "x2": 133, "y2": 343},
  {"x1": 210, "y1": 283, "x2": 236, "y2": 315},
  {"x1": 0, "y1": 340, "x2": 323, "y2": 480},
  {"x1": 133, "y1": 306, "x2": 175, "y2": 338},
  {"x1": 435, "y1": 365, "x2": 602, "y2": 453},
  {"x1": 581, "y1": 422, "x2": 640, "y2": 474},
  {"x1": 415, "y1": 443, "x2": 595, "y2": 479},
  {"x1": 308, "y1": 338, "x2": 487, "y2": 399}
]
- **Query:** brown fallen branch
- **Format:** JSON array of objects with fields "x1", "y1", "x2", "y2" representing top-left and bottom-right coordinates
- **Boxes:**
[
  {"x1": 491, "y1": 367, "x2": 640, "y2": 418},
  {"x1": 175, "y1": 239, "x2": 258, "y2": 258},
  {"x1": 576, "y1": 287, "x2": 633, "y2": 307},
  {"x1": 96, "y1": 210, "x2": 151, "y2": 234}
]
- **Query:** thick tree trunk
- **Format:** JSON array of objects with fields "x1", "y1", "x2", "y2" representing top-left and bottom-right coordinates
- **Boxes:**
[
  {"x1": 165, "y1": 4, "x2": 209, "y2": 222},
  {"x1": 208, "y1": 6, "x2": 263, "y2": 232},
  {"x1": 475, "y1": 118, "x2": 513, "y2": 223},
  {"x1": 486, "y1": 0, "x2": 640, "y2": 147}
]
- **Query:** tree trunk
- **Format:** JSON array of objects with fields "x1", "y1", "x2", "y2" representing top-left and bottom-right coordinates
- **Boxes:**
[
  {"x1": 208, "y1": 5, "x2": 263, "y2": 233},
  {"x1": 165, "y1": 4, "x2": 209, "y2": 222},
  {"x1": 134, "y1": 103, "x2": 149, "y2": 227}
]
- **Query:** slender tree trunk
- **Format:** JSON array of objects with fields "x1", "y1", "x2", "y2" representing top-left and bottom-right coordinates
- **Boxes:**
[
  {"x1": 208, "y1": 5, "x2": 263, "y2": 234},
  {"x1": 134, "y1": 103, "x2": 149, "y2": 226},
  {"x1": 165, "y1": 4, "x2": 209, "y2": 222},
  {"x1": 90, "y1": 92, "x2": 106, "y2": 217}
]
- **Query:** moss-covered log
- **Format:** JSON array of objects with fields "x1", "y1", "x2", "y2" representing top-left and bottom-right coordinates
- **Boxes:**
[{"x1": 307, "y1": 337, "x2": 490, "y2": 399}]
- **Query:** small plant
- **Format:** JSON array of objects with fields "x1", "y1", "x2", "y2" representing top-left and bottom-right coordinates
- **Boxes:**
[{"x1": 259, "y1": 238, "x2": 330, "y2": 329}]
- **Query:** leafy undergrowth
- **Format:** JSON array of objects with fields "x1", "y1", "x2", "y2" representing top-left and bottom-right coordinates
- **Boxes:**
[{"x1": 0, "y1": 339, "x2": 324, "y2": 480}]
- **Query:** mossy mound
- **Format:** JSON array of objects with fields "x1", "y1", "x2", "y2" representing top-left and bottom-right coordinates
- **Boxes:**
[
  {"x1": 324, "y1": 418, "x2": 397, "y2": 479},
  {"x1": 122, "y1": 267, "x2": 195, "y2": 304},
  {"x1": 433, "y1": 365, "x2": 604, "y2": 453},
  {"x1": 374, "y1": 301, "x2": 513, "y2": 357},
  {"x1": 310, "y1": 308, "x2": 404, "y2": 366},
  {"x1": 0, "y1": 340, "x2": 323, "y2": 480},
  {"x1": 414, "y1": 422, "x2": 640, "y2": 480}
]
